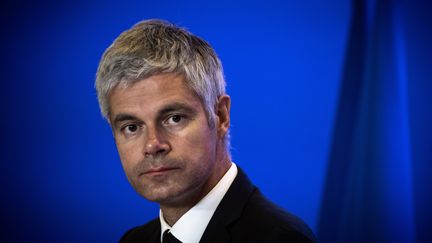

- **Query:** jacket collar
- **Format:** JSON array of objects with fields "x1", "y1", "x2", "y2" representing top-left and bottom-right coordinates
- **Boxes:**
[{"x1": 199, "y1": 167, "x2": 255, "y2": 242}]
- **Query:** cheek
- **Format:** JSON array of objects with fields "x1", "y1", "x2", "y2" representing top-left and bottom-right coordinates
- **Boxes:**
[
  {"x1": 178, "y1": 125, "x2": 217, "y2": 159},
  {"x1": 116, "y1": 140, "x2": 143, "y2": 172}
]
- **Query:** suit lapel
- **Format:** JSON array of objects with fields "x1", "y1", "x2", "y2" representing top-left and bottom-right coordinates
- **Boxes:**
[
  {"x1": 150, "y1": 224, "x2": 161, "y2": 243},
  {"x1": 199, "y1": 168, "x2": 255, "y2": 243},
  {"x1": 144, "y1": 219, "x2": 162, "y2": 243}
]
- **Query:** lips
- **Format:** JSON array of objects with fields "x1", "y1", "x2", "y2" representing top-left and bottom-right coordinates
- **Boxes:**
[{"x1": 143, "y1": 166, "x2": 179, "y2": 176}]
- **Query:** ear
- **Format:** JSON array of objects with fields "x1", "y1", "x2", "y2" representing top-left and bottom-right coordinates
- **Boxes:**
[{"x1": 215, "y1": 95, "x2": 231, "y2": 139}]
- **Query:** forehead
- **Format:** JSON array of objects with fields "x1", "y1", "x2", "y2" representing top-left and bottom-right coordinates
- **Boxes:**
[{"x1": 108, "y1": 73, "x2": 203, "y2": 119}]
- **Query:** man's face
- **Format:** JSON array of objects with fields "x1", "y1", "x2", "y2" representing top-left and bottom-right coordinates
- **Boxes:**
[{"x1": 109, "y1": 73, "x2": 229, "y2": 206}]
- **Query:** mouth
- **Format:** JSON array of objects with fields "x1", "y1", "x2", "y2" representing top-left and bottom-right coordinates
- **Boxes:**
[{"x1": 143, "y1": 166, "x2": 180, "y2": 176}]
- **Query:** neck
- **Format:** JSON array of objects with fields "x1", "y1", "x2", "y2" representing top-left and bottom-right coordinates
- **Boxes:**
[{"x1": 160, "y1": 152, "x2": 231, "y2": 226}]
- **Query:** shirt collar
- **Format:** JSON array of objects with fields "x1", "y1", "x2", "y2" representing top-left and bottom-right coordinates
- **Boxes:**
[{"x1": 160, "y1": 162, "x2": 238, "y2": 243}]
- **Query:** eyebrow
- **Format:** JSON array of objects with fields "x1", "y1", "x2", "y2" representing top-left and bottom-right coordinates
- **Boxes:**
[
  {"x1": 158, "y1": 102, "x2": 197, "y2": 116},
  {"x1": 111, "y1": 102, "x2": 198, "y2": 126},
  {"x1": 112, "y1": 114, "x2": 139, "y2": 126}
]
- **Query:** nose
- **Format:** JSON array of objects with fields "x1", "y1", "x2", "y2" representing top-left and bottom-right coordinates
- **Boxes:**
[{"x1": 144, "y1": 127, "x2": 170, "y2": 157}]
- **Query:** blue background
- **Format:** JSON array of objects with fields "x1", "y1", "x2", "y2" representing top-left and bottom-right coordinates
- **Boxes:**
[{"x1": 1, "y1": 0, "x2": 431, "y2": 242}]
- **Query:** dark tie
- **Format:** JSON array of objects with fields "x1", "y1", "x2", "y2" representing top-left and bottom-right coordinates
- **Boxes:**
[{"x1": 162, "y1": 230, "x2": 182, "y2": 243}]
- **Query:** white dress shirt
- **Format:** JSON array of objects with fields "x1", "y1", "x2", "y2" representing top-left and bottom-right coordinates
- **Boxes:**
[{"x1": 159, "y1": 162, "x2": 238, "y2": 243}]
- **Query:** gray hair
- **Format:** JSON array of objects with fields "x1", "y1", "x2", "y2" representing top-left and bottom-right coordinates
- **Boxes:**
[{"x1": 95, "y1": 19, "x2": 229, "y2": 145}]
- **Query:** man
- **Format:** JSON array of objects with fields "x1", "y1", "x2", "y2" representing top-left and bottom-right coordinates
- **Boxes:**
[{"x1": 96, "y1": 19, "x2": 316, "y2": 243}]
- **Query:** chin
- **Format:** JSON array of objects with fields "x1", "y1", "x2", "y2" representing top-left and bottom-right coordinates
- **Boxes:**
[
  {"x1": 148, "y1": 186, "x2": 202, "y2": 206},
  {"x1": 138, "y1": 186, "x2": 181, "y2": 203}
]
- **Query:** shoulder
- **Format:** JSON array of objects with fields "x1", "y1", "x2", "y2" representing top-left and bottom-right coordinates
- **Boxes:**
[
  {"x1": 119, "y1": 218, "x2": 160, "y2": 243},
  {"x1": 229, "y1": 188, "x2": 316, "y2": 243}
]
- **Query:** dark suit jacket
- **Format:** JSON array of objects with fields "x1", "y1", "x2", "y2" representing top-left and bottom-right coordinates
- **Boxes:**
[{"x1": 120, "y1": 168, "x2": 316, "y2": 242}]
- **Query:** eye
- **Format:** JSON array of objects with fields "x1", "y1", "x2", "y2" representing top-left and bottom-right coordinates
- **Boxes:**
[
  {"x1": 122, "y1": 124, "x2": 140, "y2": 135},
  {"x1": 165, "y1": 114, "x2": 184, "y2": 125}
]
